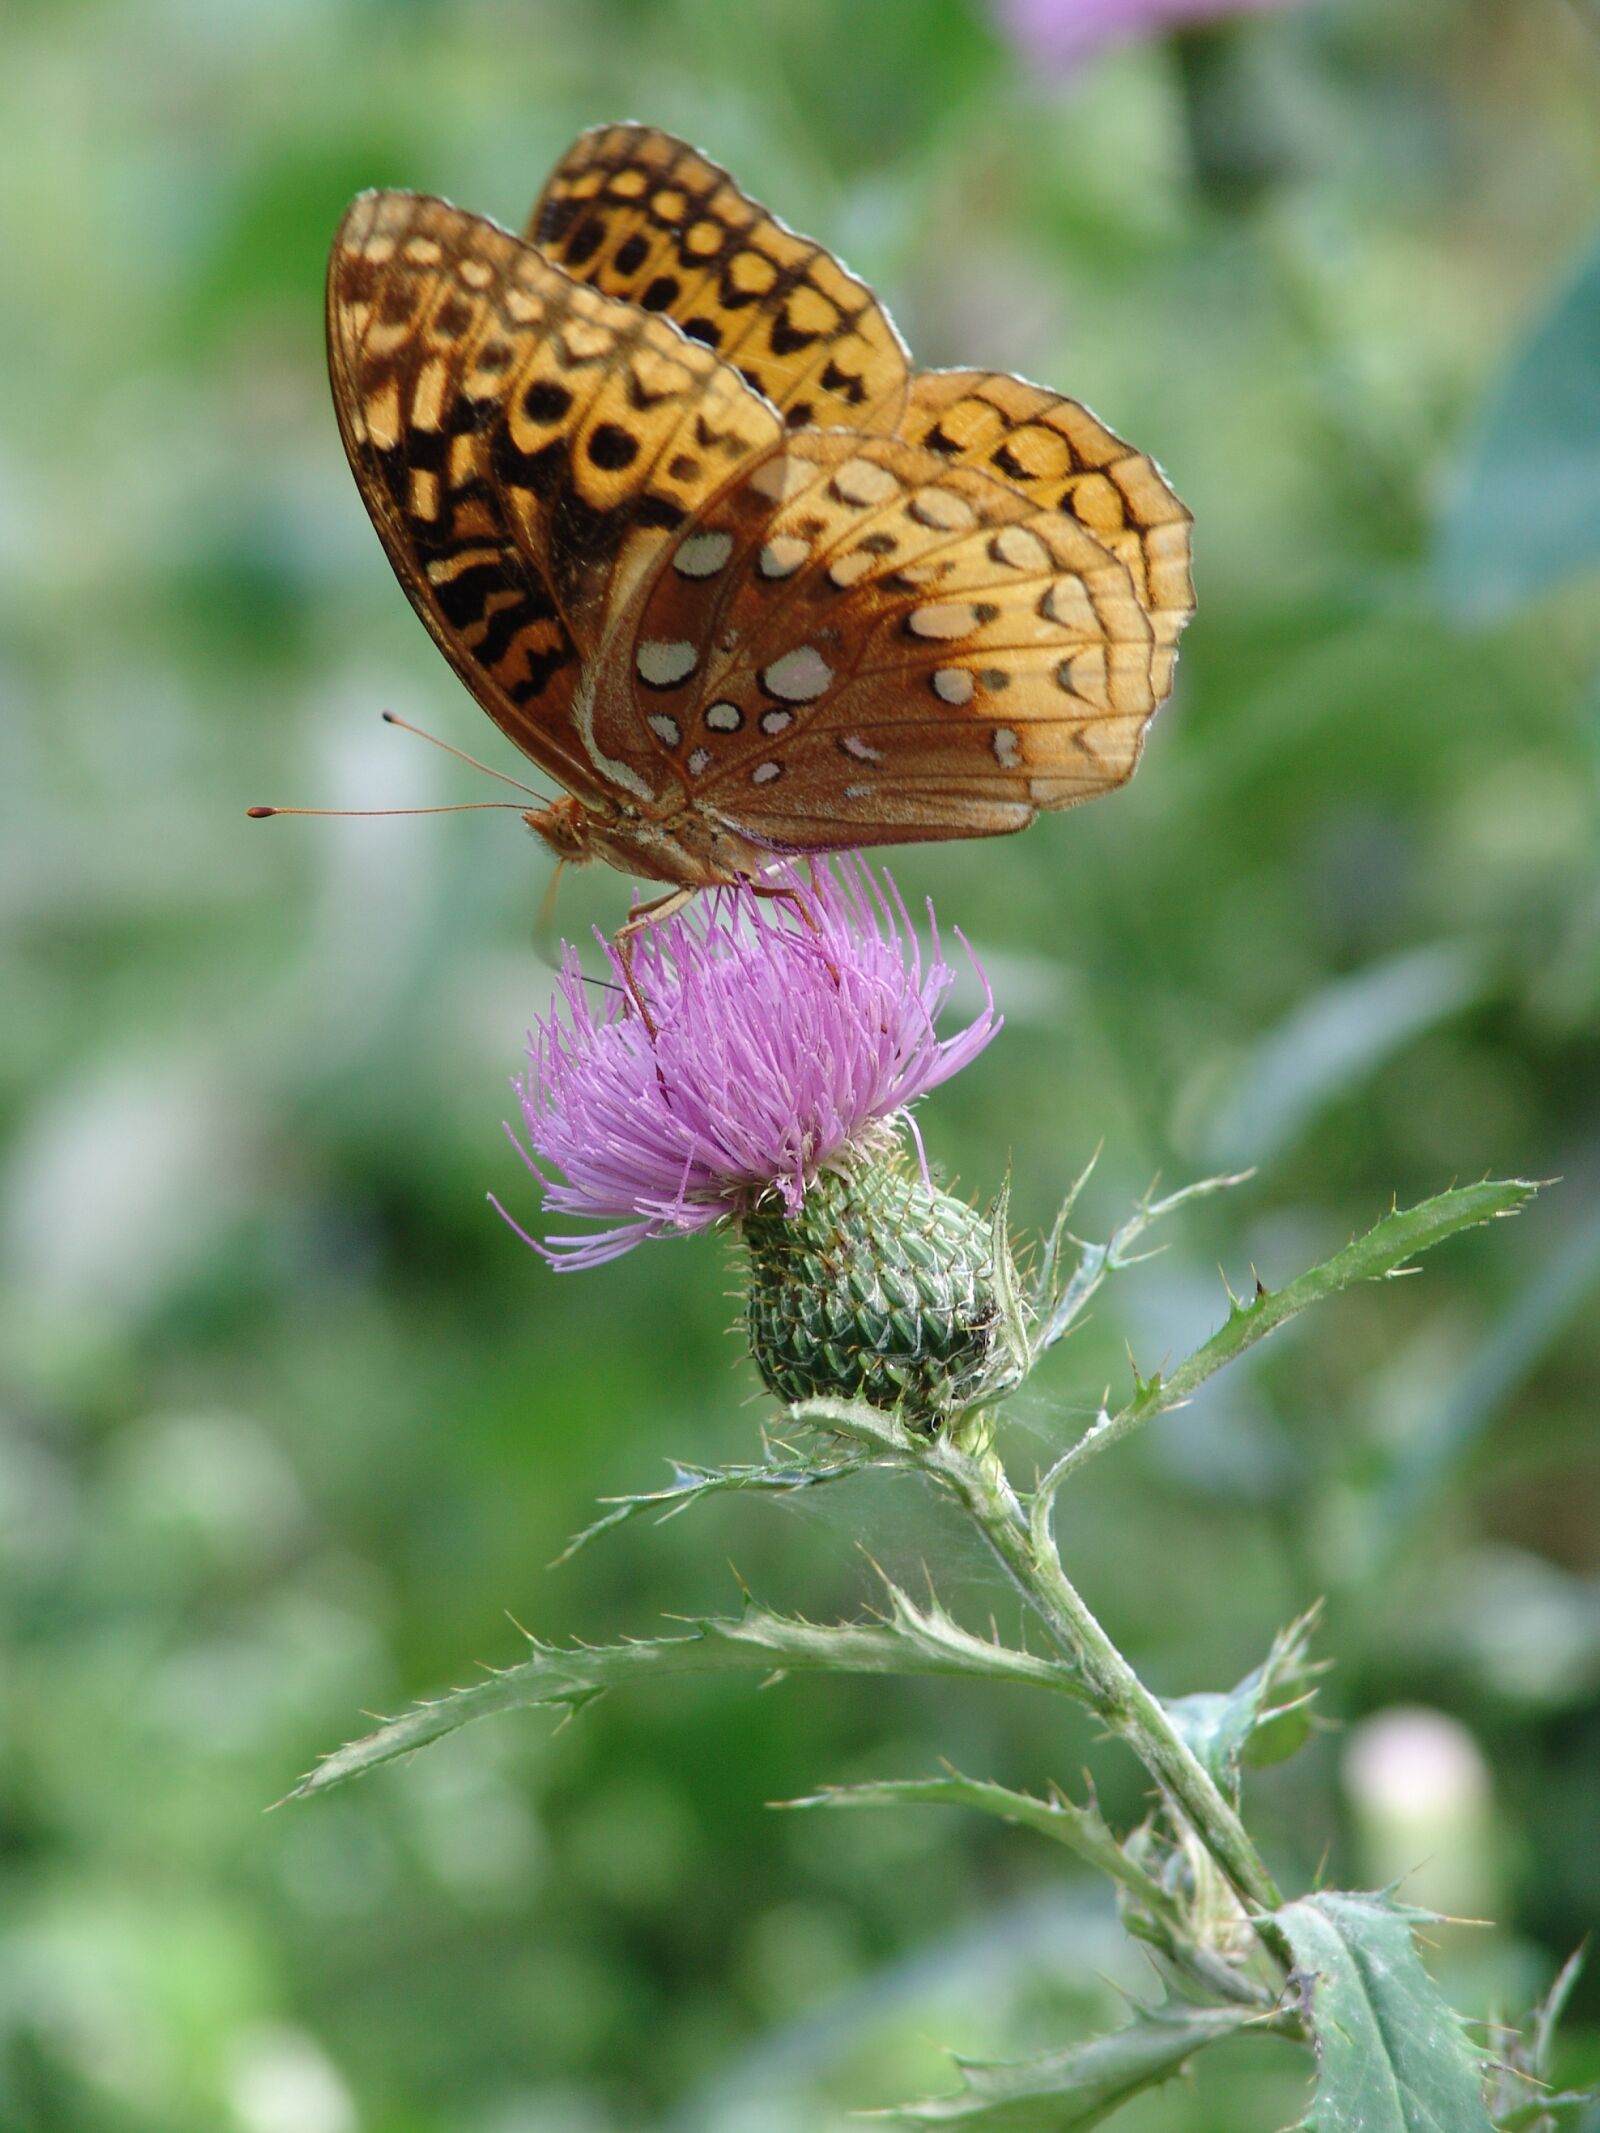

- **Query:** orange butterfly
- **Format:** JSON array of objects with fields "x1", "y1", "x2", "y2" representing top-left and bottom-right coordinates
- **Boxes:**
[{"x1": 324, "y1": 124, "x2": 1193, "y2": 905}]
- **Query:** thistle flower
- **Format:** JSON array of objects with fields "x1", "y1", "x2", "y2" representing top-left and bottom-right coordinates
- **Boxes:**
[
  {"x1": 996, "y1": 0, "x2": 1295, "y2": 69},
  {"x1": 501, "y1": 858, "x2": 1021, "y2": 1422}
]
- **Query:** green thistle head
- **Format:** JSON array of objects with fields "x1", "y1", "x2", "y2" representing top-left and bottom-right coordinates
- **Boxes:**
[{"x1": 742, "y1": 1144, "x2": 1022, "y2": 1427}]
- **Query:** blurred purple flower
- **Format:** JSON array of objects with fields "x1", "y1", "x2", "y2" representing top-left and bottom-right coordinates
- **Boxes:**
[
  {"x1": 996, "y1": 0, "x2": 1294, "y2": 69},
  {"x1": 499, "y1": 858, "x2": 998, "y2": 1271}
]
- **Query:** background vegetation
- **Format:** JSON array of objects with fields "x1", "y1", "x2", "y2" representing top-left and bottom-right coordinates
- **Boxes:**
[{"x1": 4, "y1": 1, "x2": 1598, "y2": 2128}]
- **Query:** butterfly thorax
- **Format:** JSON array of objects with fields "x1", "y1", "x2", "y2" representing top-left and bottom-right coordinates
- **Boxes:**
[{"x1": 521, "y1": 793, "x2": 767, "y2": 889}]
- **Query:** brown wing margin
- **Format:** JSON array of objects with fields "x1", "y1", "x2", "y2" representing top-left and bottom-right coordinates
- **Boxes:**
[
  {"x1": 525, "y1": 123, "x2": 912, "y2": 435},
  {"x1": 326, "y1": 190, "x2": 600, "y2": 799}
]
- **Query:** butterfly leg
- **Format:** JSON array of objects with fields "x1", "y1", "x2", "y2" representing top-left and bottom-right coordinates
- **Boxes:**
[
  {"x1": 613, "y1": 887, "x2": 700, "y2": 1038},
  {"x1": 616, "y1": 886, "x2": 698, "y2": 939},
  {"x1": 747, "y1": 878, "x2": 814, "y2": 927},
  {"x1": 748, "y1": 872, "x2": 839, "y2": 981}
]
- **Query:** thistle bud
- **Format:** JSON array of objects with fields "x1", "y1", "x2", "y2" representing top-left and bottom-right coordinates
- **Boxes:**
[{"x1": 742, "y1": 1149, "x2": 1018, "y2": 1425}]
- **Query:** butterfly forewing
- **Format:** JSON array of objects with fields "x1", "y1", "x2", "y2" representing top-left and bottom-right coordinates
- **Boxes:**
[
  {"x1": 610, "y1": 430, "x2": 1157, "y2": 849},
  {"x1": 328, "y1": 192, "x2": 595, "y2": 798},
  {"x1": 526, "y1": 123, "x2": 912, "y2": 435},
  {"x1": 328, "y1": 189, "x2": 782, "y2": 804}
]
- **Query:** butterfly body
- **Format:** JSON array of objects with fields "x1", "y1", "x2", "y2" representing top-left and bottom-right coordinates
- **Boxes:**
[{"x1": 327, "y1": 127, "x2": 1194, "y2": 892}]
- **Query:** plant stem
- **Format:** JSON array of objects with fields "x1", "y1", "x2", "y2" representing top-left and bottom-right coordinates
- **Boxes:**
[{"x1": 926, "y1": 1433, "x2": 1283, "y2": 1916}]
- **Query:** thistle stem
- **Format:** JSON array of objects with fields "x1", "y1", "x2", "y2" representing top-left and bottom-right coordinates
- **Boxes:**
[{"x1": 925, "y1": 1433, "x2": 1283, "y2": 1917}]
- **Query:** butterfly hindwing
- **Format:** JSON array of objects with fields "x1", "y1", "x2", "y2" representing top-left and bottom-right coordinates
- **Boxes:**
[
  {"x1": 606, "y1": 430, "x2": 1156, "y2": 849},
  {"x1": 901, "y1": 372, "x2": 1194, "y2": 700},
  {"x1": 526, "y1": 123, "x2": 912, "y2": 435}
]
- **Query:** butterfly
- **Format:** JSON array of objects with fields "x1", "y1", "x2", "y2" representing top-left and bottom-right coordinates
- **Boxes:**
[{"x1": 325, "y1": 123, "x2": 1193, "y2": 908}]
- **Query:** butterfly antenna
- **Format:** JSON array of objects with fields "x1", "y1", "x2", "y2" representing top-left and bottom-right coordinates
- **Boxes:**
[
  {"x1": 247, "y1": 802, "x2": 528, "y2": 819},
  {"x1": 379, "y1": 709, "x2": 551, "y2": 801}
]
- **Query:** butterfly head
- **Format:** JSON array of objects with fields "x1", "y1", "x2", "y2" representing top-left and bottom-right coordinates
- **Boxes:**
[
  {"x1": 522, "y1": 791, "x2": 770, "y2": 892},
  {"x1": 522, "y1": 794, "x2": 593, "y2": 864}
]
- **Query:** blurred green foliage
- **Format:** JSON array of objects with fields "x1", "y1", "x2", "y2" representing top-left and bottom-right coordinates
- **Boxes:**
[{"x1": 3, "y1": 2, "x2": 1600, "y2": 2128}]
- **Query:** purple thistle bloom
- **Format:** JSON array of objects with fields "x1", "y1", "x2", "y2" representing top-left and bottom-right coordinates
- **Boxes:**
[
  {"x1": 995, "y1": 0, "x2": 1296, "y2": 70},
  {"x1": 499, "y1": 858, "x2": 998, "y2": 1272}
]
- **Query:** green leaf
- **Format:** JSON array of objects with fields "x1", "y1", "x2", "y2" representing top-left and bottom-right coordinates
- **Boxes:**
[
  {"x1": 1274, "y1": 1892, "x2": 1494, "y2": 2132},
  {"x1": 886, "y1": 2003, "x2": 1261, "y2": 2128},
  {"x1": 1203, "y1": 943, "x2": 1488, "y2": 1169},
  {"x1": 1368, "y1": 1199, "x2": 1600, "y2": 1566},
  {"x1": 1164, "y1": 1606, "x2": 1325, "y2": 1804},
  {"x1": 1041, "y1": 1179, "x2": 1539, "y2": 1488},
  {"x1": 1487, "y1": 1946, "x2": 1600, "y2": 2130},
  {"x1": 785, "y1": 1768, "x2": 1186, "y2": 1933},
  {"x1": 294, "y1": 1583, "x2": 1084, "y2": 1797},
  {"x1": 1436, "y1": 227, "x2": 1600, "y2": 618},
  {"x1": 552, "y1": 1444, "x2": 872, "y2": 1563},
  {"x1": 1032, "y1": 1169, "x2": 1253, "y2": 1360}
]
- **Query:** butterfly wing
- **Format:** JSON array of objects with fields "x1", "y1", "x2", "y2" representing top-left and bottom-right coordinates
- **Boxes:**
[
  {"x1": 330, "y1": 165, "x2": 1191, "y2": 865},
  {"x1": 327, "y1": 189, "x2": 782, "y2": 804},
  {"x1": 604, "y1": 430, "x2": 1154, "y2": 851},
  {"x1": 525, "y1": 124, "x2": 911, "y2": 434},
  {"x1": 900, "y1": 371, "x2": 1194, "y2": 700}
]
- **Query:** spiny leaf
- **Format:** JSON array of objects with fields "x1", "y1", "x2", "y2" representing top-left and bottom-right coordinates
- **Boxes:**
[
  {"x1": 1528, "y1": 1945, "x2": 1586, "y2": 2083},
  {"x1": 1164, "y1": 1605, "x2": 1326, "y2": 1805},
  {"x1": 1274, "y1": 1891, "x2": 1495, "y2": 2132},
  {"x1": 1032, "y1": 1170, "x2": 1253, "y2": 1359},
  {"x1": 294, "y1": 1590, "x2": 1081, "y2": 1796},
  {"x1": 553, "y1": 1444, "x2": 871, "y2": 1563},
  {"x1": 784, "y1": 1392, "x2": 924, "y2": 1453},
  {"x1": 1042, "y1": 1179, "x2": 1538, "y2": 1487},
  {"x1": 1487, "y1": 1946, "x2": 1599, "y2": 2131},
  {"x1": 784, "y1": 1767, "x2": 1183, "y2": 1930},
  {"x1": 884, "y1": 2003, "x2": 1262, "y2": 2128}
]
